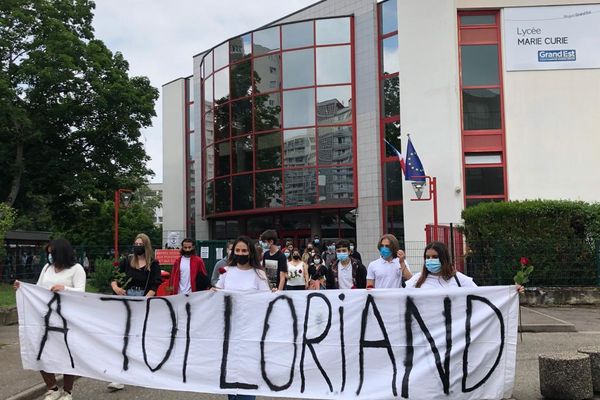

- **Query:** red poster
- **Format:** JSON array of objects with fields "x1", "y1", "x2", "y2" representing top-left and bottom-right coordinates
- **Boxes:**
[{"x1": 155, "y1": 249, "x2": 180, "y2": 265}]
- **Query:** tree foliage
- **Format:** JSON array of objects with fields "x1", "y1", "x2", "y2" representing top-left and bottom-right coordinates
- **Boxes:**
[
  {"x1": 0, "y1": 0, "x2": 159, "y2": 241},
  {"x1": 0, "y1": 202, "x2": 17, "y2": 257}
]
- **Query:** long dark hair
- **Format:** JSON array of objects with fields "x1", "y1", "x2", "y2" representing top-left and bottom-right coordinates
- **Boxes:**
[
  {"x1": 46, "y1": 239, "x2": 76, "y2": 270},
  {"x1": 227, "y1": 236, "x2": 261, "y2": 269},
  {"x1": 415, "y1": 241, "x2": 455, "y2": 288}
]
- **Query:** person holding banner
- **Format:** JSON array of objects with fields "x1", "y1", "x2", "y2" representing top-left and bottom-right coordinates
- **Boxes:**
[
  {"x1": 108, "y1": 233, "x2": 161, "y2": 391},
  {"x1": 405, "y1": 241, "x2": 476, "y2": 289},
  {"x1": 366, "y1": 234, "x2": 412, "y2": 288},
  {"x1": 168, "y1": 238, "x2": 210, "y2": 295},
  {"x1": 13, "y1": 238, "x2": 85, "y2": 400},
  {"x1": 215, "y1": 235, "x2": 270, "y2": 294}
]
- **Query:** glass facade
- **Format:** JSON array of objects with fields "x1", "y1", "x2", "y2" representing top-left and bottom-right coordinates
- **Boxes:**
[
  {"x1": 377, "y1": 0, "x2": 405, "y2": 244},
  {"x1": 200, "y1": 16, "x2": 355, "y2": 217}
]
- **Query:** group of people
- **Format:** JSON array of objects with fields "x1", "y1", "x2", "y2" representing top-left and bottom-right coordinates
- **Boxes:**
[{"x1": 13, "y1": 230, "x2": 519, "y2": 400}]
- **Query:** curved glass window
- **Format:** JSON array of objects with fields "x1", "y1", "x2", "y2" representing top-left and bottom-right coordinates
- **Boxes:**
[
  {"x1": 254, "y1": 26, "x2": 280, "y2": 55},
  {"x1": 282, "y1": 49, "x2": 315, "y2": 89},
  {"x1": 201, "y1": 16, "x2": 355, "y2": 216},
  {"x1": 316, "y1": 46, "x2": 351, "y2": 85},
  {"x1": 283, "y1": 88, "x2": 315, "y2": 128},
  {"x1": 316, "y1": 18, "x2": 350, "y2": 45},
  {"x1": 283, "y1": 21, "x2": 314, "y2": 49}
]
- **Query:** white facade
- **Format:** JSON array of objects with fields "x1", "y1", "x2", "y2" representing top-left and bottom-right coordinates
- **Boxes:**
[
  {"x1": 398, "y1": 0, "x2": 600, "y2": 244},
  {"x1": 162, "y1": 78, "x2": 187, "y2": 246}
]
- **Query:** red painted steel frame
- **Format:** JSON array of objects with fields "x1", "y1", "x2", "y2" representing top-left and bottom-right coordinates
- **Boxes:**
[{"x1": 457, "y1": 11, "x2": 507, "y2": 207}]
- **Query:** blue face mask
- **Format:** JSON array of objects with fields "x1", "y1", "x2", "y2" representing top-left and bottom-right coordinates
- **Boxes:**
[
  {"x1": 336, "y1": 252, "x2": 349, "y2": 261},
  {"x1": 379, "y1": 246, "x2": 392, "y2": 258},
  {"x1": 260, "y1": 241, "x2": 270, "y2": 251},
  {"x1": 284, "y1": 252, "x2": 290, "y2": 258},
  {"x1": 48, "y1": 254, "x2": 54, "y2": 264},
  {"x1": 425, "y1": 259, "x2": 442, "y2": 273}
]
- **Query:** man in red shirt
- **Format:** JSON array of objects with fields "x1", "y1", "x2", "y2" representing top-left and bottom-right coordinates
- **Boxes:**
[{"x1": 168, "y1": 238, "x2": 210, "y2": 294}]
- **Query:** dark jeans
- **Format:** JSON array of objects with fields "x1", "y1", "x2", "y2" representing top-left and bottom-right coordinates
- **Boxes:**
[
  {"x1": 228, "y1": 395, "x2": 255, "y2": 400},
  {"x1": 285, "y1": 285, "x2": 305, "y2": 290}
]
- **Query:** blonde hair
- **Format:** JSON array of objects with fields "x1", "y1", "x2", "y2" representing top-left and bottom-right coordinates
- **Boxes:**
[{"x1": 131, "y1": 233, "x2": 154, "y2": 270}]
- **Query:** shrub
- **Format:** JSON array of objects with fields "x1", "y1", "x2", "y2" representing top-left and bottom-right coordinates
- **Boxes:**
[
  {"x1": 462, "y1": 200, "x2": 600, "y2": 286},
  {"x1": 89, "y1": 258, "x2": 115, "y2": 293}
]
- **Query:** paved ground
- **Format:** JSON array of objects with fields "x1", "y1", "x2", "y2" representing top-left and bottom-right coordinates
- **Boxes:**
[{"x1": 1, "y1": 306, "x2": 599, "y2": 400}]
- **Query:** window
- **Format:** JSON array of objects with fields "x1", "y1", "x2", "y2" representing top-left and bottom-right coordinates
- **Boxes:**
[
  {"x1": 200, "y1": 16, "x2": 355, "y2": 216},
  {"x1": 459, "y1": 11, "x2": 506, "y2": 206}
]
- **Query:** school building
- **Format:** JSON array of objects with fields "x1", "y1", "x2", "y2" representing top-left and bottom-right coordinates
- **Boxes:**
[{"x1": 161, "y1": 0, "x2": 600, "y2": 262}]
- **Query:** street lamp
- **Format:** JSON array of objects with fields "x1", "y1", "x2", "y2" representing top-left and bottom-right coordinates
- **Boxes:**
[
  {"x1": 410, "y1": 176, "x2": 439, "y2": 241},
  {"x1": 114, "y1": 189, "x2": 133, "y2": 260}
]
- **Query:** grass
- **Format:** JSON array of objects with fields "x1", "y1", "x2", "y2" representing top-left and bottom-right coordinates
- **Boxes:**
[
  {"x1": 0, "y1": 280, "x2": 102, "y2": 309},
  {"x1": 0, "y1": 283, "x2": 16, "y2": 308}
]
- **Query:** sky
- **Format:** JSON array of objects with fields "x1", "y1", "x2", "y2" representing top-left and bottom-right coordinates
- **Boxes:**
[{"x1": 92, "y1": 0, "x2": 316, "y2": 183}]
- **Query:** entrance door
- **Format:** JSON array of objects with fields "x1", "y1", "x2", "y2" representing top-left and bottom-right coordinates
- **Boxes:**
[{"x1": 279, "y1": 229, "x2": 312, "y2": 250}]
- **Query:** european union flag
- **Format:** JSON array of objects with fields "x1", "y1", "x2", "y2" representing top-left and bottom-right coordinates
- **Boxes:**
[{"x1": 404, "y1": 137, "x2": 425, "y2": 182}]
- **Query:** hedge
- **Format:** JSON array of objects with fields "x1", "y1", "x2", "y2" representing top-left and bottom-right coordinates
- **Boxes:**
[{"x1": 461, "y1": 200, "x2": 600, "y2": 286}]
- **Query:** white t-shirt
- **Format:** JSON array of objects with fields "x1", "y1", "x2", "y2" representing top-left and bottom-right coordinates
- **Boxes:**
[
  {"x1": 36, "y1": 263, "x2": 86, "y2": 292},
  {"x1": 216, "y1": 266, "x2": 270, "y2": 291},
  {"x1": 178, "y1": 256, "x2": 192, "y2": 294},
  {"x1": 405, "y1": 272, "x2": 477, "y2": 289},
  {"x1": 286, "y1": 262, "x2": 306, "y2": 287},
  {"x1": 337, "y1": 261, "x2": 354, "y2": 289},
  {"x1": 366, "y1": 257, "x2": 411, "y2": 289}
]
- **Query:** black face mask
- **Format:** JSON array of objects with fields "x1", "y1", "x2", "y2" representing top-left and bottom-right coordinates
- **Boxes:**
[
  {"x1": 292, "y1": 254, "x2": 301, "y2": 260},
  {"x1": 234, "y1": 254, "x2": 249, "y2": 265},
  {"x1": 181, "y1": 250, "x2": 193, "y2": 257},
  {"x1": 133, "y1": 245, "x2": 145, "y2": 256}
]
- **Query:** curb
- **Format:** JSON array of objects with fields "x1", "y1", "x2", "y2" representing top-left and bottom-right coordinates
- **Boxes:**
[{"x1": 520, "y1": 323, "x2": 577, "y2": 333}]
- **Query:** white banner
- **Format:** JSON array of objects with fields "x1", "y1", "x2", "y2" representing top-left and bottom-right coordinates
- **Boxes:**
[
  {"x1": 17, "y1": 283, "x2": 518, "y2": 399},
  {"x1": 503, "y1": 4, "x2": 600, "y2": 71}
]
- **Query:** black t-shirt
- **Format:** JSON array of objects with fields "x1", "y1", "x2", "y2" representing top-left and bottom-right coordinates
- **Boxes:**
[
  {"x1": 119, "y1": 257, "x2": 161, "y2": 294},
  {"x1": 262, "y1": 249, "x2": 288, "y2": 287},
  {"x1": 308, "y1": 264, "x2": 327, "y2": 280}
]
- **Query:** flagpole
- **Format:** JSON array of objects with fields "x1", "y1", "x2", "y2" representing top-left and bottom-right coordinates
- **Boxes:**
[{"x1": 432, "y1": 177, "x2": 438, "y2": 241}]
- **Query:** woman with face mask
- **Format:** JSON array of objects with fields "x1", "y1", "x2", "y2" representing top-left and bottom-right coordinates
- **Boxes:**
[
  {"x1": 108, "y1": 233, "x2": 162, "y2": 391},
  {"x1": 284, "y1": 248, "x2": 308, "y2": 290},
  {"x1": 215, "y1": 236, "x2": 270, "y2": 292},
  {"x1": 14, "y1": 239, "x2": 85, "y2": 400},
  {"x1": 405, "y1": 241, "x2": 476, "y2": 289},
  {"x1": 110, "y1": 233, "x2": 162, "y2": 297},
  {"x1": 307, "y1": 254, "x2": 327, "y2": 290}
]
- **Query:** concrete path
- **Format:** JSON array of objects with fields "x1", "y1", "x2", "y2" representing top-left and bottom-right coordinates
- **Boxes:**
[{"x1": 1, "y1": 306, "x2": 599, "y2": 400}]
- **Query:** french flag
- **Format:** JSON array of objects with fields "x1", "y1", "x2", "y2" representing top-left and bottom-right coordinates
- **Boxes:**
[{"x1": 384, "y1": 139, "x2": 405, "y2": 174}]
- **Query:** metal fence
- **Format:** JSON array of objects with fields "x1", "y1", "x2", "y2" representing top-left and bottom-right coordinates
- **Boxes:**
[
  {"x1": 405, "y1": 239, "x2": 600, "y2": 287},
  {"x1": 4, "y1": 239, "x2": 599, "y2": 287}
]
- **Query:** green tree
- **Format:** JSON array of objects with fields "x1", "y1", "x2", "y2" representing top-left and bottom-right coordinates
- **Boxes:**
[
  {"x1": 0, "y1": 0, "x2": 158, "y2": 234},
  {"x1": 55, "y1": 186, "x2": 162, "y2": 249},
  {"x1": 0, "y1": 202, "x2": 17, "y2": 257}
]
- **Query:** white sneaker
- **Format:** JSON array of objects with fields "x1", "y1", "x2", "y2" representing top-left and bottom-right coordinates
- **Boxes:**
[
  {"x1": 107, "y1": 382, "x2": 125, "y2": 391},
  {"x1": 43, "y1": 389, "x2": 62, "y2": 400},
  {"x1": 58, "y1": 393, "x2": 72, "y2": 400}
]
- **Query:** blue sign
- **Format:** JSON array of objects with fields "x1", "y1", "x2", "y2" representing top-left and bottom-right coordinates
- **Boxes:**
[{"x1": 538, "y1": 49, "x2": 576, "y2": 62}]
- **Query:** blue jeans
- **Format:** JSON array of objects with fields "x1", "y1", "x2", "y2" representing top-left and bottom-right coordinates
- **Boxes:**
[
  {"x1": 228, "y1": 395, "x2": 255, "y2": 400},
  {"x1": 126, "y1": 287, "x2": 145, "y2": 296}
]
